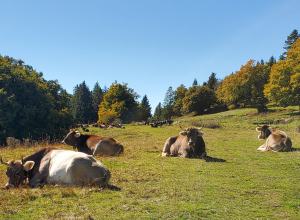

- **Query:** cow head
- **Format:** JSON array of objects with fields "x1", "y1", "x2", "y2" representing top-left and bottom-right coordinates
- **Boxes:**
[
  {"x1": 0, "y1": 157, "x2": 35, "y2": 189},
  {"x1": 256, "y1": 125, "x2": 273, "y2": 139},
  {"x1": 179, "y1": 125, "x2": 204, "y2": 146},
  {"x1": 61, "y1": 129, "x2": 81, "y2": 149}
]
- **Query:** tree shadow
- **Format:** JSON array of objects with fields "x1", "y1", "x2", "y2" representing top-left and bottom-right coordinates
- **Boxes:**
[{"x1": 204, "y1": 156, "x2": 227, "y2": 162}]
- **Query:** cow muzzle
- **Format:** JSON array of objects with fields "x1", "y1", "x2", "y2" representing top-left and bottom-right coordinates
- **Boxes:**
[
  {"x1": 5, "y1": 183, "x2": 14, "y2": 189},
  {"x1": 188, "y1": 141, "x2": 194, "y2": 146}
]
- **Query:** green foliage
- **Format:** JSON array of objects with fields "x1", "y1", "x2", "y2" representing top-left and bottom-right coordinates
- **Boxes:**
[
  {"x1": 70, "y1": 81, "x2": 93, "y2": 123},
  {"x1": 264, "y1": 38, "x2": 300, "y2": 108},
  {"x1": 216, "y1": 60, "x2": 269, "y2": 112},
  {"x1": 92, "y1": 82, "x2": 103, "y2": 122},
  {"x1": 207, "y1": 72, "x2": 218, "y2": 90},
  {"x1": 0, "y1": 55, "x2": 73, "y2": 143},
  {"x1": 182, "y1": 85, "x2": 216, "y2": 115},
  {"x1": 153, "y1": 102, "x2": 162, "y2": 120},
  {"x1": 173, "y1": 84, "x2": 187, "y2": 117},
  {"x1": 162, "y1": 86, "x2": 174, "y2": 120},
  {"x1": 138, "y1": 95, "x2": 152, "y2": 121},
  {"x1": 98, "y1": 82, "x2": 138, "y2": 124}
]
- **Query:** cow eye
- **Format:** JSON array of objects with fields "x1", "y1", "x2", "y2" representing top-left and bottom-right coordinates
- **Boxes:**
[{"x1": 15, "y1": 172, "x2": 20, "y2": 176}]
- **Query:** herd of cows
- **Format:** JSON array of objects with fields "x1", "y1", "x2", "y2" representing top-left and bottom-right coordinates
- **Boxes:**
[{"x1": 0, "y1": 124, "x2": 292, "y2": 189}]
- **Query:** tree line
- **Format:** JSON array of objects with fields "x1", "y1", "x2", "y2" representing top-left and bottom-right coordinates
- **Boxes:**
[
  {"x1": 153, "y1": 29, "x2": 300, "y2": 120},
  {"x1": 0, "y1": 29, "x2": 299, "y2": 143}
]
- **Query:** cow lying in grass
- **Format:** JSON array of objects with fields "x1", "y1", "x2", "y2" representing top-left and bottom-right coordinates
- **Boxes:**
[
  {"x1": 256, "y1": 125, "x2": 292, "y2": 152},
  {"x1": 1, "y1": 148, "x2": 111, "y2": 189},
  {"x1": 161, "y1": 126, "x2": 206, "y2": 158},
  {"x1": 62, "y1": 130, "x2": 124, "y2": 156}
]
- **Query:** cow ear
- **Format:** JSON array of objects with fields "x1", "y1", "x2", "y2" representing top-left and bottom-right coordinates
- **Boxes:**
[
  {"x1": 23, "y1": 161, "x2": 35, "y2": 171},
  {"x1": 75, "y1": 131, "x2": 81, "y2": 138},
  {"x1": 256, "y1": 127, "x2": 262, "y2": 132},
  {"x1": 197, "y1": 131, "x2": 204, "y2": 136},
  {"x1": 180, "y1": 131, "x2": 187, "y2": 136}
]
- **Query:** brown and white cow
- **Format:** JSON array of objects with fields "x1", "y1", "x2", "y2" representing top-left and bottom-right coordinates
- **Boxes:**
[
  {"x1": 1, "y1": 148, "x2": 111, "y2": 189},
  {"x1": 62, "y1": 130, "x2": 124, "y2": 156},
  {"x1": 161, "y1": 126, "x2": 206, "y2": 158},
  {"x1": 256, "y1": 125, "x2": 292, "y2": 152}
]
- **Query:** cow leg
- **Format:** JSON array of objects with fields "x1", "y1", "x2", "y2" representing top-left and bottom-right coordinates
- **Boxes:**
[
  {"x1": 162, "y1": 138, "x2": 172, "y2": 157},
  {"x1": 28, "y1": 161, "x2": 50, "y2": 187},
  {"x1": 67, "y1": 157, "x2": 110, "y2": 187},
  {"x1": 93, "y1": 140, "x2": 110, "y2": 156}
]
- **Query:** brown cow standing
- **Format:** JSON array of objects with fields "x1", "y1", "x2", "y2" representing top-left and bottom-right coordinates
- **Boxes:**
[
  {"x1": 161, "y1": 126, "x2": 206, "y2": 158},
  {"x1": 256, "y1": 125, "x2": 292, "y2": 152},
  {"x1": 62, "y1": 130, "x2": 124, "y2": 156}
]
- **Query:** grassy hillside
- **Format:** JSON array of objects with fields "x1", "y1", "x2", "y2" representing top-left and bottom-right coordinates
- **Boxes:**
[{"x1": 0, "y1": 108, "x2": 299, "y2": 219}]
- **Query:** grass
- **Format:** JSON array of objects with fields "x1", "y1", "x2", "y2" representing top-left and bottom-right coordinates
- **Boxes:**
[{"x1": 0, "y1": 108, "x2": 300, "y2": 219}]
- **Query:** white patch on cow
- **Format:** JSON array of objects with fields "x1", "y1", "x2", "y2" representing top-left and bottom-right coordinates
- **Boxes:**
[
  {"x1": 47, "y1": 150, "x2": 90, "y2": 184},
  {"x1": 198, "y1": 131, "x2": 204, "y2": 136}
]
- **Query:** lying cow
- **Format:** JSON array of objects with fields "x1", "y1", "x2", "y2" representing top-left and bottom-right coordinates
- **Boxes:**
[
  {"x1": 256, "y1": 125, "x2": 292, "y2": 152},
  {"x1": 161, "y1": 126, "x2": 206, "y2": 158},
  {"x1": 62, "y1": 130, "x2": 124, "y2": 156},
  {"x1": 1, "y1": 148, "x2": 111, "y2": 189}
]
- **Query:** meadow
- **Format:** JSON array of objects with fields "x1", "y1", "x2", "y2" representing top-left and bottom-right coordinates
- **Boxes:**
[{"x1": 0, "y1": 108, "x2": 299, "y2": 219}]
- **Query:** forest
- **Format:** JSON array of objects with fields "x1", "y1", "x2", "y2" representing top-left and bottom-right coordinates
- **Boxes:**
[{"x1": 0, "y1": 29, "x2": 299, "y2": 144}]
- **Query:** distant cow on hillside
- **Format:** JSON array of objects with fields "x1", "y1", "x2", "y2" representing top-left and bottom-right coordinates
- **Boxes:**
[
  {"x1": 62, "y1": 130, "x2": 124, "y2": 156},
  {"x1": 161, "y1": 126, "x2": 206, "y2": 158},
  {"x1": 256, "y1": 125, "x2": 292, "y2": 152}
]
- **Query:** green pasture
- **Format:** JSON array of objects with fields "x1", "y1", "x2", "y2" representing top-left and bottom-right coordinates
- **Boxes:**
[{"x1": 0, "y1": 108, "x2": 299, "y2": 219}]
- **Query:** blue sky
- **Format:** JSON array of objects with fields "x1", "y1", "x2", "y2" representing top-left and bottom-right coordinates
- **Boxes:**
[{"x1": 1, "y1": 0, "x2": 299, "y2": 114}]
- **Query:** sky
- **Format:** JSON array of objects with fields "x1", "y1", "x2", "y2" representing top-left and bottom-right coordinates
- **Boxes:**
[{"x1": 1, "y1": 0, "x2": 299, "y2": 114}]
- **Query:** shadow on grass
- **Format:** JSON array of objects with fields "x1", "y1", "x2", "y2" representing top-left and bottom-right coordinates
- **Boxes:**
[
  {"x1": 291, "y1": 148, "x2": 300, "y2": 152},
  {"x1": 204, "y1": 156, "x2": 226, "y2": 162},
  {"x1": 108, "y1": 184, "x2": 121, "y2": 191}
]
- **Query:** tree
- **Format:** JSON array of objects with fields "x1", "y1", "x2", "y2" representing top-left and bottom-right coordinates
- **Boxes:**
[
  {"x1": 92, "y1": 82, "x2": 103, "y2": 122},
  {"x1": 71, "y1": 81, "x2": 93, "y2": 123},
  {"x1": 162, "y1": 86, "x2": 174, "y2": 120},
  {"x1": 153, "y1": 102, "x2": 162, "y2": 121},
  {"x1": 267, "y1": 56, "x2": 276, "y2": 67},
  {"x1": 216, "y1": 60, "x2": 269, "y2": 112},
  {"x1": 0, "y1": 55, "x2": 73, "y2": 143},
  {"x1": 281, "y1": 29, "x2": 300, "y2": 60},
  {"x1": 207, "y1": 72, "x2": 218, "y2": 90},
  {"x1": 192, "y1": 78, "x2": 198, "y2": 87},
  {"x1": 173, "y1": 84, "x2": 187, "y2": 117},
  {"x1": 182, "y1": 86, "x2": 216, "y2": 115},
  {"x1": 139, "y1": 95, "x2": 152, "y2": 121},
  {"x1": 264, "y1": 38, "x2": 300, "y2": 108},
  {"x1": 98, "y1": 82, "x2": 138, "y2": 123}
]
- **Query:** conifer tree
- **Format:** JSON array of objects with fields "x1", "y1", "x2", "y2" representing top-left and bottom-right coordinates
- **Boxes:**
[
  {"x1": 140, "y1": 95, "x2": 152, "y2": 121},
  {"x1": 92, "y1": 82, "x2": 103, "y2": 122},
  {"x1": 153, "y1": 102, "x2": 162, "y2": 121}
]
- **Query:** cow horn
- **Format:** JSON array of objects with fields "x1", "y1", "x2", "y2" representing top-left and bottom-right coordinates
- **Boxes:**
[
  {"x1": 198, "y1": 126, "x2": 203, "y2": 130},
  {"x1": 0, "y1": 157, "x2": 9, "y2": 166},
  {"x1": 179, "y1": 125, "x2": 187, "y2": 131}
]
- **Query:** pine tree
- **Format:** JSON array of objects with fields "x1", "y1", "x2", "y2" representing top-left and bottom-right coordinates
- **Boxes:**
[
  {"x1": 71, "y1": 81, "x2": 93, "y2": 123},
  {"x1": 92, "y1": 82, "x2": 103, "y2": 122},
  {"x1": 192, "y1": 78, "x2": 198, "y2": 87},
  {"x1": 140, "y1": 95, "x2": 152, "y2": 121},
  {"x1": 153, "y1": 102, "x2": 162, "y2": 121},
  {"x1": 282, "y1": 29, "x2": 300, "y2": 59},
  {"x1": 162, "y1": 86, "x2": 174, "y2": 119},
  {"x1": 207, "y1": 72, "x2": 218, "y2": 90}
]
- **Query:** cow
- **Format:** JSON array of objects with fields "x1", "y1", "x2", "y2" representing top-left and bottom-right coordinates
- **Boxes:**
[
  {"x1": 62, "y1": 130, "x2": 124, "y2": 156},
  {"x1": 161, "y1": 126, "x2": 206, "y2": 158},
  {"x1": 256, "y1": 124, "x2": 292, "y2": 152},
  {"x1": 0, "y1": 148, "x2": 111, "y2": 189}
]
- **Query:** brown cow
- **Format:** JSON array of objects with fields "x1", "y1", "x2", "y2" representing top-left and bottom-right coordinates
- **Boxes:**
[
  {"x1": 62, "y1": 130, "x2": 124, "y2": 156},
  {"x1": 1, "y1": 148, "x2": 110, "y2": 188},
  {"x1": 161, "y1": 126, "x2": 206, "y2": 158},
  {"x1": 256, "y1": 125, "x2": 292, "y2": 152}
]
